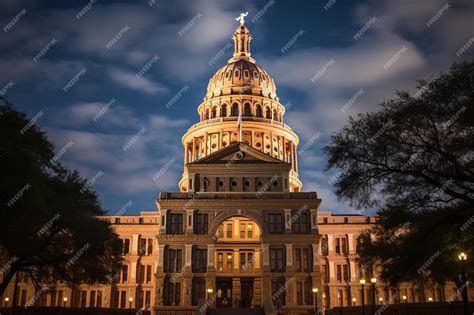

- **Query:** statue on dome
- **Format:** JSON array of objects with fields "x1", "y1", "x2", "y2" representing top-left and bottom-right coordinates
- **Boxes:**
[{"x1": 235, "y1": 12, "x2": 248, "y2": 26}]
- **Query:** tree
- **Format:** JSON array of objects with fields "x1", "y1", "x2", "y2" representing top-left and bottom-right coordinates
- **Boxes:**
[
  {"x1": 0, "y1": 97, "x2": 123, "y2": 297},
  {"x1": 324, "y1": 61, "x2": 474, "y2": 304}
]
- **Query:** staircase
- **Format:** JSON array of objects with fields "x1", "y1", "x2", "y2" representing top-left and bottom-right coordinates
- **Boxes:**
[{"x1": 208, "y1": 308, "x2": 264, "y2": 315}]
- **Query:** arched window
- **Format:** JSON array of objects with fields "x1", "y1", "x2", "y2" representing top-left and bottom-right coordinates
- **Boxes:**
[
  {"x1": 221, "y1": 104, "x2": 227, "y2": 117},
  {"x1": 244, "y1": 103, "x2": 251, "y2": 116},
  {"x1": 232, "y1": 103, "x2": 239, "y2": 116},
  {"x1": 205, "y1": 108, "x2": 209, "y2": 120},
  {"x1": 273, "y1": 109, "x2": 278, "y2": 121},
  {"x1": 265, "y1": 107, "x2": 271, "y2": 119},
  {"x1": 211, "y1": 107, "x2": 217, "y2": 119},
  {"x1": 256, "y1": 105, "x2": 262, "y2": 118}
]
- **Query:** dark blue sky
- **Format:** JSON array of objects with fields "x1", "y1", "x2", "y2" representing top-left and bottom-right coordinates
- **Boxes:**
[{"x1": 1, "y1": 0, "x2": 473, "y2": 215}]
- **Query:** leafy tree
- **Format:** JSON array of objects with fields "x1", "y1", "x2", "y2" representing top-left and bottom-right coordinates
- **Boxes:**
[
  {"x1": 324, "y1": 61, "x2": 474, "y2": 305},
  {"x1": 0, "y1": 97, "x2": 123, "y2": 297}
]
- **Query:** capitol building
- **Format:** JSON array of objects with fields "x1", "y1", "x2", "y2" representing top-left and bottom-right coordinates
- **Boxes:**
[{"x1": 1, "y1": 18, "x2": 469, "y2": 315}]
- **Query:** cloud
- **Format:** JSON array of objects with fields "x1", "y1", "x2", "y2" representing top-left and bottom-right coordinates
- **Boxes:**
[{"x1": 108, "y1": 68, "x2": 167, "y2": 94}]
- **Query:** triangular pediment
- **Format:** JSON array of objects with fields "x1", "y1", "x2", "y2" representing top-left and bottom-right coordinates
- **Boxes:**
[{"x1": 190, "y1": 142, "x2": 286, "y2": 165}]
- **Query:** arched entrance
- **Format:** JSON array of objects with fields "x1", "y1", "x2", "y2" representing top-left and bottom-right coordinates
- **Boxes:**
[{"x1": 209, "y1": 212, "x2": 265, "y2": 308}]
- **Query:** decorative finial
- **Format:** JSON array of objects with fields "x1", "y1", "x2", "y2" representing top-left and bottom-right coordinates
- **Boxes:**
[{"x1": 235, "y1": 12, "x2": 248, "y2": 26}]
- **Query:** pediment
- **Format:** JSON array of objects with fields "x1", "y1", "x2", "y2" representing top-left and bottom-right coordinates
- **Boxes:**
[{"x1": 190, "y1": 142, "x2": 286, "y2": 165}]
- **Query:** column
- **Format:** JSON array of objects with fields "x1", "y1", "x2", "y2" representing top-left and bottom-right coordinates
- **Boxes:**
[
  {"x1": 311, "y1": 209, "x2": 318, "y2": 231},
  {"x1": 327, "y1": 235, "x2": 334, "y2": 255},
  {"x1": 160, "y1": 210, "x2": 168, "y2": 234},
  {"x1": 185, "y1": 244, "x2": 193, "y2": 271},
  {"x1": 131, "y1": 234, "x2": 139, "y2": 255},
  {"x1": 312, "y1": 244, "x2": 320, "y2": 268},
  {"x1": 204, "y1": 132, "x2": 208, "y2": 157},
  {"x1": 285, "y1": 244, "x2": 293, "y2": 271},
  {"x1": 131, "y1": 261, "x2": 137, "y2": 283},
  {"x1": 192, "y1": 138, "x2": 196, "y2": 161},
  {"x1": 284, "y1": 208, "x2": 292, "y2": 233},
  {"x1": 348, "y1": 234, "x2": 355, "y2": 254},
  {"x1": 186, "y1": 209, "x2": 193, "y2": 234},
  {"x1": 233, "y1": 248, "x2": 239, "y2": 272},
  {"x1": 207, "y1": 244, "x2": 215, "y2": 271},
  {"x1": 262, "y1": 244, "x2": 270, "y2": 269},
  {"x1": 283, "y1": 138, "x2": 287, "y2": 162},
  {"x1": 157, "y1": 245, "x2": 165, "y2": 268}
]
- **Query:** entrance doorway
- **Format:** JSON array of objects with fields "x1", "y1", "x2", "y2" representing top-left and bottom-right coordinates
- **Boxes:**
[
  {"x1": 241, "y1": 278, "x2": 254, "y2": 307},
  {"x1": 216, "y1": 278, "x2": 232, "y2": 308}
]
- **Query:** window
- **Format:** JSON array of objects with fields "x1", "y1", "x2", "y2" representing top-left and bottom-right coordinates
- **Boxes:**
[
  {"x1": 335, "y1": 238, "x2": 341, "y2": 254},
  {"x1": 194, "y1": 213, "x2": 209, "y2": 235},
  {"x1": 244, "y1": 103, "x2": 252, "y2": 116},
  {"x1": 294, "y1": 247, "x2": 311, "y2": 272},
  {"x1": 121, "y1": 265, "x2": 128, "y2": 283},
  {"x1": 292, "y1": 210, "x2": 310, "y2": 234},
  {"x1": 218, "y1": 253, "x2": 223, "y2": 271},
  {"x1": 221, "y1": 105, "x2": 227, "y2": 117},
  {"x1": 271, "y1": 278, "x2": 286, "y2": 306},
  {"x1": 193, "y1": 247, "x2": 207, "y2": 273},
  {"x1": 322, "y1": 264, "x2": 328, "y2": 283},
  {"x1": 139, "y1": 238, "x2": 147, "y2": 255},
  {"x1": 50, "y1": 290, "x2": 57, "y2": 307},
  {"x1": 90, "y1": 291, "x2": 96, "y2": 307},
  {"x1": 147, "y1": 239, "x2": 153, "y2": 256},
  {"x1": 145, "y1": 291, "x2": 150, "y2": 309},
  {"x1": 247, "y1": 224, "x2": 253, "y2": 238},
  {"x1": 240, "y1": 252, "x2": 254, "y2": 271},
  {"x1": 115, "y1": 218, "x2": 120, "y2": 224},
  {"x1": 97, "y1": 291, "x2": 102, "y2": 307},
  {"x1": 343, "y1": 264, "x2": 349, "y2": 281},
  {"x1": 297, "y1": 279, "x2": 312, "y2": 305},
  {"x1": 337, "y1": 265, "x2": 342, "y2": 282},
  {"x1": 167, "y1": 213, "x2": 183, "y2": 235},
  {"x1": 57, "y1": 290, "x2": 63, "y2": 307},
  {"x1": 269, "y1": 213, "x2": 284, "y2": 234},
  {"x1": 226, "y1": 252, "x2": 233, "y2": 271},
  {"x1": 211, "y1": 107, "x2": 217, "y2": 118},
  {"x1": 164, "y1": 248, "x2": 183, "y2": 273},
  {"x1": 270, "y1": 247, "x2": 285, "y2": 272},
  {"x1": 226, "y1": 223, "x2": 233, "y2": 238},
  {"x1": 164, "y1": 278, "x2": 181, "y2": 306},
  {"x1": 265, "y1": 107, "x2": 271, "y2": 119},
  {"x1": 137, "y1": 263, "x2": 145, "y2": 283},
  {"x1": 240, "y1": 223, "x2": 246, "y2": 238},
  {"x1": 321, "y1": 236, "x2": 328, "y2": 255},
  {"x1": 122, "y1": 239, "x2": 130, "y2": 255},
  {"x1": 146, "y1": 265, "x2": 152, "y2": 283},
  {"x1": 232, "y1": 103, "x2": 239, "y2": 116},
  {"x1": 256, "y1": 105, "x2": 262, "y2": 117},
  {"x1": 192, "y1": 278, "x2": 206, "y2": 306},
  {"x1": 341, "y1": 237, "x2": 347, "y2": 254}
]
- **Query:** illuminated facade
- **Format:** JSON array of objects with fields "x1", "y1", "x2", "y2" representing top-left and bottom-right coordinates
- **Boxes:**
[{"x1": 2, "y1": 18, "x2": 472, "y2": 315}]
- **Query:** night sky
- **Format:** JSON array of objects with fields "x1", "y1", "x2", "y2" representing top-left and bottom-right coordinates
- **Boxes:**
[{"x1": 1, "y1": 0, "x2": 473, "y2": 215}]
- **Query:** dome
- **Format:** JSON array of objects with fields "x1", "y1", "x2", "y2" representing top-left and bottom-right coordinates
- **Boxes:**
[
  {"x1": 204, "y1": 25, "x2": 279, "y2": 101},
  {"x1": 205, "y1": 59, "x2": 278, "y2": 101}
]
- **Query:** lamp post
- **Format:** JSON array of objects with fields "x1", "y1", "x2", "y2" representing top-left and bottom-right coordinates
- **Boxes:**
[
  {"x1": 458, "y1": 252, "x2": 468, "y2": 315},
  {"x1": 370, "y1": 277, "x2": 376, "y2": 315},
  {"x1": 322, "y1": 293, "x2": 326, "y2": 313},
  {"x1": 4, "y1": 297, "x2": 9, "y2": 307},
  {"x1": 402, "y1": 295, "x2": 409, "y2": 315},
  {"x1": 378, "y1": 297, "x2": 383, "y2": 305},
  {"x1": 352, "y1": 297, "x2": 356, "y2": 306},
  {"x1": 360, "y1": 279, "x2": 366, "y2": 315},
  {"x1": 63, "y1": 297, "x2": 68, "y2": 307},
  {"x1": 312, "y1": 288, "x2": 318, "y2": 315},
  {"x1": 129, "y1": 297, "x2": 133, "y2": 309},
  {"x1": 428, "y1": 297, "x2": 433, "y2": 302}
]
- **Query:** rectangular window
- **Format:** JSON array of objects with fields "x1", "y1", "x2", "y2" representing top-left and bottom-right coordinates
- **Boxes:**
[
  {"x1": 139, "y1": 238, "x2": 147, "y2": 255},
  {"x1": 164, "y1": 248, "x2": 183, "y2": 273},
  {"x1": 138, "y1": 291, "x2": 144, "y2": 309},
  {"x1": 57, "y1": 290, "x2": 63, "y2": 307},
  {"x1": 322, "y1": 265, "x2": 328, "y2": 283},
  {"x1": 226, "y1": 252, "x2": 233, "y2": 271},
  {"x1": 164, "y1": 279, "x2": 181, "y2": 306},
  {"x1": 167, "y1": 213, "x2": 184, "y2": 235},
  {"x1": 270, "y1": 248, "x2": 285, "y2": 272},
  {"x1": 247, "y1": 224, "x2": 253, "y2": 238},
  {"x1": 304, "y1": 280, "x2": 311, "y2": 305},
  {"x1": 337, "y1": 265, "x2": 342, "y2": 282},
  {"x1": 122, "y1": 265, "x2": 128, "y2": 283},
  {"x1": 145, "y1": 291, "x2": 150, "y2": 309},
  {"x1": 295, "y1": 248, "x2": 301, "y2": 272},
  {"x1": 321, "y1": 237, "x2": 328, "y2": 255},
  {"x1": 342, "y1": 237, "x2": 347, "y2": 254},
  {"x1": 123, "y1": 239, "x2": 130, "y2": 255},
  {"x1": 292, "y1": 210, "x2": 310, "y2": 234},
  {"x1": 194, "y1": 213, "x2": 209, "y2": 235},
  {"x1": 192, "y1": 278, "x2": 205, "y2": 306},
  {"x1": 240, "y1": 223, "x2": 246, "y2": 238},
  {"x1": 343, "y1": 264, "x2": 349, "y2": 281},
  {"x1": 226, "y1": 223, "x2": 232, "y2": 238},
  {"x1": 271, "y1": 278, "x2": 286, "y2": 306},
  {"x1": 147, "y1": 239, "x2": 153, "y2": 255},
  {"x1": 302, "y1": 248, "x2": 309, "y2": 272},
  {"x1": 97, "y1": 291, "x2": 102, "y2": 307},
  {"x1": 193, "y1": 248, "x2": 207, "y2": 273},
  {"x1": 146, "y1": 265, "x2": 152, "y2": 283},
  {"x1": 296, "y1": 282, "x2": 303, "y2": 305},
  {"x1": 81, "y1": 291, "x2": 87, "y2": 308},
  {"x1": 90, "y1": 290, "x2": 96, "y2": 307},
  {"x1": 138, "y1": 263, "x2": 145, "y2": 284},
  {"x1": 20, "y1": 290, "x2": 27, "y2": 306},
  {"x1": 336, "y1": 238, "x2": 341, "y2": 254},
  {"x1": 218, "y1": 253, "x2": 223, "y2": 272}
]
